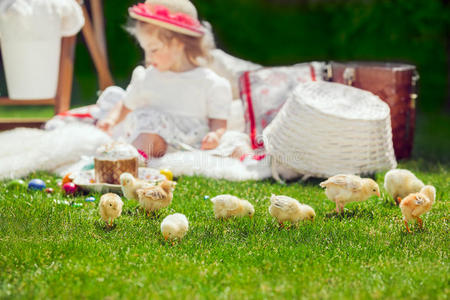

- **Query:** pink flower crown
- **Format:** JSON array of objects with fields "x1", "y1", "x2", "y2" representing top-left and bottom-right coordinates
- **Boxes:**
[{"x1": 129, "y1": 3, "x2": 204, "y2": 37}]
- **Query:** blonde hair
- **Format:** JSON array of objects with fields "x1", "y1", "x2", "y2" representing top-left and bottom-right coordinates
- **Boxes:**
[{"x1": 134, "y1": 21, "x2": 211, "y2": 67}]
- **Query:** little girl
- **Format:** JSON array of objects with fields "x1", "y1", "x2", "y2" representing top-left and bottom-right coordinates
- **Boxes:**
[{"x1": 97, "y1": 0, "x2": 232, "y2": 158}]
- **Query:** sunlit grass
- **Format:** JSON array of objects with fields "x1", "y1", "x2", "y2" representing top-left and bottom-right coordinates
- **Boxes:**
[
  {"x1": 0, "y1": 111, "x2": 448, "y2": 298},
  {"x1": 0, "y1": 160, "x2": 448, "y2": 299},
  {"x1": 0, "y1": 106, "x2": 55, "y2": 119}
]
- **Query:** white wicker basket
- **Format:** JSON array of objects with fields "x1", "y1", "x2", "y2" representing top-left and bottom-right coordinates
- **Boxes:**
[{"x1": 263, "y1": 81, "x2": 397, "y2": 180}]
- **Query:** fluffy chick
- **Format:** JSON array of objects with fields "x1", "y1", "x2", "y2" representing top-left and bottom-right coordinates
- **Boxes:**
[
  {"x1": 320, "y1": 174, "x2": 380, "y2": 213},
  {"x1": 136, "y1": 180, "x2": 176, "y2": 215},
  {"x1": 120, "y1": 172, "x2": 153, "y2": 200},
  {"x1": 384, "y1": 169, "x2": 424, "y2": 205},
  {"x1": 161, "y1": 213, "x2": 189, "y2": 241},
  {"x1": 269, "y1": 195, "x2": 315, "y2": 227},
  {"x1": 399, "y1": 185, "x2": 436, "y2": 233},
  {"x1": 210, "y1": 194, "x2": 255, "y2": 219},
  {"x1": 99, "y1": 193, "x2": 123, "y2": 227}
]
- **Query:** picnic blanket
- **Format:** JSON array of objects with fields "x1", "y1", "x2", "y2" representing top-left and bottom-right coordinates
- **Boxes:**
[{"x1": 0, "y1": 123, "x2": 272, "y2": 181}]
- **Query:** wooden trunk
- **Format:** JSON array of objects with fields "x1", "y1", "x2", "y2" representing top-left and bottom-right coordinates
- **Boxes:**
[{"x1": 327, "y1": 62, "x2": 418, "y2": 159}]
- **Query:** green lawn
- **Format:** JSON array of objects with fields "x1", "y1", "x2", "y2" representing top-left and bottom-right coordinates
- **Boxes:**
[
  {"x1": 0, "y1": 112, "x2": 449, "y2": 299},
  {"x1": 0, "y1": 106, "x2": 55, "y2": 119}
]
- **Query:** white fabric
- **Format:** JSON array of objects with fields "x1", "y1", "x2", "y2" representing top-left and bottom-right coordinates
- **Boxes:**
[
  {"x1": 0, "y1": 123, "x2": 269, "y2": 181},
  {"x1": 40, "y1": 86, "x2": 244, "y2": 150},
  {"x1": 92, "y1": 86, "x2": 124, "y2": 120},
  {"x1": 146, "y1": 131, "x2": 271, "y2": 181},
  {"x1": 227, "y1": 100, "x2": 246, "y2": 132},
  {"x1": 0, "y1": 0, "x2": 84, "y2": 38},
  {"x1": 204, "y1": 130, "x2": 251, "y2": 157},
  {"x1": 208, "y1": 49, "x2": 261, "y2": 99},
  {"x1": 118, "y1": 65, "x2": 232, "y2": 148},
  {"x1": 0, "y1": 124, "x2": 111, "y2": 180},
  {"x1": 123, "y1": 66, "x2": 232, "y2": 120},
  {"x1": 147, "y1": 151, "x2": 272, "y2": 181},
  {"x1": 239, "y1": 62, "x2": 325, "y2": 148},
  {"x1": 44, "y1": 86, "x2": 124, "y2": 130},
  {"x1": 44, "y1": 105, "x2": 97, "y2": 130},
  {"x1": 263, "y1": 81, "x2": 397, "y2": 180},
  {"x1": 119, "y1": 108, "x2": 210, "y2": 149}
]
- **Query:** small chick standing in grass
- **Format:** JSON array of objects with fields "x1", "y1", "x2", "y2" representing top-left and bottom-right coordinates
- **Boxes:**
[
  {"x1": 320, "y1": 174, "x2": 380, "y2": 214},
  {"x1": 399, "y1": 185, "x2": 436, "y2": 233},
  {"x1": 384, "y1": 169, "x2": 424, "y2": 205},
  {"x1": 136, "y1": 180, "x2": 176, "y2": 216},
  {"x1": 210, "y1": 194, "x2": 255, "y2": 219},
  {"x1": 269, "y1": 195, "x2": 315, "y2": 227},
  {"x1": 161, "y1": 213, "x2": 189, "y2": 242},
  {"x1": 120, "y1": 172, "x2": 153, "y2": 200},
  {"x1": 99, "y1": 193, "x2": 124, "y2": 227}
]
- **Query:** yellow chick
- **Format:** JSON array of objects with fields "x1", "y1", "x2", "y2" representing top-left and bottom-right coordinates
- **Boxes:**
[
  {"x1": 210, "y1": 194, "x2": 255, "y2": 219},
  {"x1": 399, "y1": 185, "x2": 436, "y2": 233},
  {"x1": 120, "y1": 172, "x2": 153, "y2": 200},
  {"x1": 269, "y1": 194, "x2": 315, "y2": 227},
  {"x1": 320, "y1": 174, "x2": 380, "y2": 213},
  {"x1": 161, "y1": 213, "x2": 189, "y2": 241},
  {"x1": 99, "y1": 193, "x2": 124, "y2": 227},
  {"x1": 384, "y1": 169, "x2": 424, "y2": 205},
  {"x1": 136, "y1": 180, "x2": 176, "y2": 215}
]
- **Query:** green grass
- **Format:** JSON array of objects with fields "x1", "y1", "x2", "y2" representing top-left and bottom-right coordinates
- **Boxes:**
[
  {"x1": 0, "y1": 106, "x2": 55, "y2": 119},
  {"x1": 0, "y1": 169, "x2": 448, "y2": 299},
  {"x1": 0, "y1": 112, "x2": 449, "y2": 299}
]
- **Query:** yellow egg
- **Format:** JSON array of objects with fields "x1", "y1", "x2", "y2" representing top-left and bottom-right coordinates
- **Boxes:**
[{"x1": 160, "y1": 169, "x2": 173, "y2": 181}]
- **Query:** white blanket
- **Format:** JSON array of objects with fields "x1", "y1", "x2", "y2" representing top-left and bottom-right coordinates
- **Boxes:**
[
  {"x1": 0, "y1": 124, "x2": 272, "y2": 181},
  {"x1": 0, "y1": 124, "x2": 111, "y2": 180},
  {"x1": 148, "y1": 151, "x2": 272, "y2": 181}
]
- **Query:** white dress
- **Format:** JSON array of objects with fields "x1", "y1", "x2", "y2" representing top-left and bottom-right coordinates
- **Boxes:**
[{"x1": 117, "y1": 66, "x2": 232, "y2": 149}]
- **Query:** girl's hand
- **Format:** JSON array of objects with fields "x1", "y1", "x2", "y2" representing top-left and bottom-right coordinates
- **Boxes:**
[
  {"x1": 201, "y1": 132, "x2": 220, "y2": 150},
  {"x1": 96, "y1": 101, "x2": 129, "y2": 135},
  {"x1": 97, "y1": 118, "x2": 115, "y2": 135}
]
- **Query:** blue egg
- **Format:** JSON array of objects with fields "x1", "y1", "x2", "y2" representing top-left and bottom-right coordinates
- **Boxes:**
[
  {"x1": 204, "y1": 195, "x2": 210, "y2": 200},
  {"x1": 85, "y1": 197, "x2": 96, "y2": 202},
  {"x1": 28, "y1": 179, "x2": 46, "y2": 191}
]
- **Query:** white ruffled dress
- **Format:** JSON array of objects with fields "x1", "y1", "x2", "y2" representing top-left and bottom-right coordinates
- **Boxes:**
[{"x1": 115, "y1": 66, "x2": 232, "y2": 150}]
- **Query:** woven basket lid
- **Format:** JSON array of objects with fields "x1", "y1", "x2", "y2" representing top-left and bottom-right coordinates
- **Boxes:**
[
  {"x1": 297, "y1": 82, "x2": 390, "y2": 121},
  {"x1": 263, "y1": 81, "x2": 397, "y2": 180}
]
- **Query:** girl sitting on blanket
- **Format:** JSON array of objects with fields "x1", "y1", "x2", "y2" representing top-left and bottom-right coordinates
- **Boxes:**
[{"x1": 97, "y1": 0, "x2": 232, "y2": 158}]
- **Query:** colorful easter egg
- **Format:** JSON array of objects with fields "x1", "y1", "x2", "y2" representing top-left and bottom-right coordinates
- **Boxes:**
[
  {"x1": 159, "y1": 169, "x2": 173, "y2": 181},
  {"x1": 62, "y1": 173, "x2": 73, "y2": 185},
  {"x1": 62, "y1": 182, "x2": 78, "y2": 195},
  {"x1": 85, "y1": 196, "x2": 96, "y2": 202},
  {"x1": 28, "y1": 179, "x2": 46, "y2": 191},
  {"x1": 7, "y1": 179, "x2": 27, "y2": 190}
]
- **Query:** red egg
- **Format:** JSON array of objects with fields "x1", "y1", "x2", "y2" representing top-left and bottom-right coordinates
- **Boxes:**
[{"x1": 63, "y1": 182, "x2": 78, "y2": 195}]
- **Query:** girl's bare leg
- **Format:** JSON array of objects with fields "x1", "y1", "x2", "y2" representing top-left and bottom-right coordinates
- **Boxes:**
[{"x1": 133, "y1": 133, "x2": 167, "y2": 158}]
